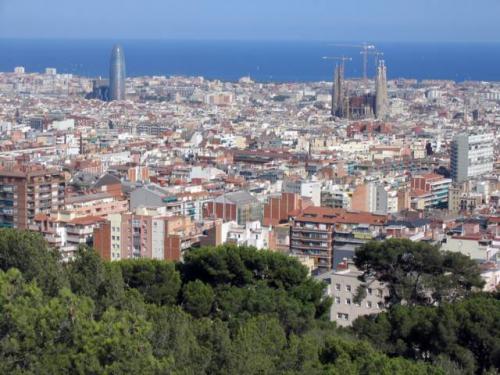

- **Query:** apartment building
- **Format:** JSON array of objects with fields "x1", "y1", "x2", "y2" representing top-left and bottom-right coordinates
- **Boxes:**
[
  {"x1": 290, "y1": 206, "x2": 387, "y2": 272},
  {"x1": 130, "y1": 184, "x2": 209, "y2": 221},
  {"x1": 317, "y1": 259, "x2": 388, "y2": 327},
  {"x1": 410, "y1": 173, "x2": 452, "y2": 209},
  {"x1": 94, "y1": 206, "x2": 203, "y2": 261},
  {"x1": 31, "y1": 213, "x2": 106, "y2": 261},
  {"x1": 451, "y1": 133, "x2": 494, "y2": 183},
  {"x1": 0, "y1": 167, "x2": 65, "y2": 229}
]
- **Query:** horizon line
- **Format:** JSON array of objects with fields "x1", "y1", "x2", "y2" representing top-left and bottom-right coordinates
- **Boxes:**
[{"x1": 0, "y1": 37, "x2": 500, "y2": 44}]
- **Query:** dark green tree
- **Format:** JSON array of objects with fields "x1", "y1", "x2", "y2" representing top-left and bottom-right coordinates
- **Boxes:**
[
  {"x1": 354, "y1": 239, "x2": 484, "y2": 306},
  {"x1": 118, "y1": 259, "x2": 181, "y2": 305},
  {"x1": 353, "y1": 294, "x2": 500, "y2": 374},
  {"x1": 0, "y1": 228, "x2": 67, "y2": 296},
  {"x1": 182, "y1": 280, "x2": 215, "y2": 318},
  {"x1": 67, "y1": 245, "x2": 105, "y2": 300}
]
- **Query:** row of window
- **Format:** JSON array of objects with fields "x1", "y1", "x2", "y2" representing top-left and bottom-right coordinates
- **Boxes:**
[
  {"x1": 334, "y1": 297, "x2": 384, "y2": 309},
  {"x1": 334, "y1": 283, "x2": 383, "y2": 297}
]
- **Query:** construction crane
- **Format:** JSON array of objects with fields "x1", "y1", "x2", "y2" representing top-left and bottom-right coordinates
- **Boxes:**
[{"x1": 329, "y1": 42, "x2": 375, "y2": 81}]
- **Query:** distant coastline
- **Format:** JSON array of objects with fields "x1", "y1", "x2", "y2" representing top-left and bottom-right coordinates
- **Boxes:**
[{"x1": 1, "y1": 39, "x2": 500, "y2": 83}]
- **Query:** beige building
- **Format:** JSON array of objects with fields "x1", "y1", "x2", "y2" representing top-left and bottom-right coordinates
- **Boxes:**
[{"x1": 317, "y1": 260, "x2": 388, "y2": 327}]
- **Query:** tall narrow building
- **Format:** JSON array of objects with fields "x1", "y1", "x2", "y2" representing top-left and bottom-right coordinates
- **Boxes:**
[
  {"x1": 375, "y1": 60, "x2": 388, "y2": 120},
  {"x1": 109, "y1": 44, "x2": 126, "y2": 101},
  {"x1": 331, "y1": 64, "x2": 345, "y2": 118}
]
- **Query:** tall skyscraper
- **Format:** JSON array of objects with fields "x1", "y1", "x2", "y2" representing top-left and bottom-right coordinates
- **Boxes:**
[
  {"x1": 332, "y1": 64, "x2": 345, "y2": 118},
  {"x1": 450, "y1": 133, "x2": 494, "y2": 183},
  {"x1": 375, "y1": 60, "x2": 388, "y2": 120},
  {"x1": 109, "y1": 44, "x2": 126, "y2": 101}
]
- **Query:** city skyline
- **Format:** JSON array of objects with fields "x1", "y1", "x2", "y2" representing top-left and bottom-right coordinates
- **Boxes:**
[{"x1": 1, "y1": 0, "x2": 500, "y2": 42}]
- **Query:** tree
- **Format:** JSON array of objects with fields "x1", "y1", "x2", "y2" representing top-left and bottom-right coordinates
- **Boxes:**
[
  {"x1": 67, "y1": 245, "x2": 106, "y2": 300},
  {"x1": 147, "y1": 305, "x2": 209, "y2": 373},
  {"x1": 117, "y1": 259, "x2": 181, "y2": 305},
  {"x1": 182, "y1": 280, "x2": 215, "y2": 318},
  {"x1": 180, "y1": 244, "x2": 331, "y2": 327},
  {"x1": 0, "y1": 228, "x2": 67, "y2": 296},
  {"x1": 352, "y1": 294, "x2": 500, "y2": 374},
  {"x1": 354, "y1": 239, "x2": 484, "y2": 306},
  {"x1": 227, "y1": 316, "x2": 287, "y2": 375}
]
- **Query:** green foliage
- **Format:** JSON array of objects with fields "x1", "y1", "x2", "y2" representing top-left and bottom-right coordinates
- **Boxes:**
[
  {"x1": 179, "y1": 244, "x2": 331, "y2": 333},
  {"x1": 354, "y1": 238, "x2": 484, "y2": 306},
  {"x1": 67, "y1": 245, "x2": 106, "y2": 300},
  {"x1": 0, "y1": 269, "x2": 161, "y2": 374},
  {"x1": 182, "y1": 280, "x2": 214, "y2": 318},
  {"x1": 0, "y1": 233, "x2": 494, "y2": 374},
  {"x1": 117, "y1": 258, "x2": 181, "y2": 305},
  {"x1": 0, "y1": 228, "x2": 67, "y2": 296},
  {"x1": 353, "y1": 294, "x2": 500, "y2": 374}
]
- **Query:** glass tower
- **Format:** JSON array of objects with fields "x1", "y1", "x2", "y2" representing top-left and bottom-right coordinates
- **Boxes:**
[{"x1": 109, "y1": 44, "x2": 126, "y2": 101}]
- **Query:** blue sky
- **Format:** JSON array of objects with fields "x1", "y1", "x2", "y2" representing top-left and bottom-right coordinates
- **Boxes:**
[{"x1": 1, "y1": 0, "x2": 499, "y2": 42}]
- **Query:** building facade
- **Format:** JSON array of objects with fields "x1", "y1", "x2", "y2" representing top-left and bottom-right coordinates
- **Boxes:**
[
  {"x1": 451, "y1": 134, "x2": 494, "y2": 183},
  {"x1": 317, "y1": 259, "x2": 388, "y2": 327},
  {"x1": 0, "y1": 167, "x2": 66, "y2": 229}
]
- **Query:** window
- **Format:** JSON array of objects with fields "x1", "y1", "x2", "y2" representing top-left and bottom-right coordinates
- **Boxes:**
[
  {"x1": 337, "y1": 313, "x2": 343, "y2": 320},
  {"x1": 346, "y1": 298, "x2": 351, "y2": 305},
  {"x1": 335, "y1": 283, "x2": 341, "y2": 291},
  {"x1": 377, "y1": 302, "x2": 384, "y2": 309},
  {"x1": 367, "y1": 288, "x2": 373, "y2": 295},
  {"x1": 344, "y1": 314, "x2": 349, "y2": 321},
  {"x1": 367, "y1": 301, "x2": 372, "y2": 309},
  {"x1": 377, "y1": 289, "x2": 383, "y2": 297},
  {"x1": 334, "y1": 297, "x2": 340, "y2": 304},
  {"x1": 346, "y1": 285, "x2": 352, "y2": 292}
]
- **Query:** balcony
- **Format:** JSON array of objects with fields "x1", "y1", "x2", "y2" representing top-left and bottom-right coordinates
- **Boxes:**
[
  {"x1": 66, "y1": 235, "x2": 87, "y2": 244},
  {"x1": 291, "y1": 233, "x2": 329, "y2": 242},
  {"x1": 292, "y1": 226, "x2": 330, "y2": 234},
  {"x1": 66, "y1": 227, "x2": 93, "y2": 236},
  {"x1": 291, "y1": 243, "x2": 330, "y2": 252}
]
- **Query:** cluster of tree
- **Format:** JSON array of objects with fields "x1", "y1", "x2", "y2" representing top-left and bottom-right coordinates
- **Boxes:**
[
  {"x1": 352, "y1": 295, "x2": 500, "y2": 375},
  {"x1": 0, "y1": 229, "x2": 442, "y2": 374},
  {"x1": 352, "y1": 239, "x2": 500, "y2": 374},
  {"x1": 354, "y1": 239, "x2": 484, "y2": 306}
]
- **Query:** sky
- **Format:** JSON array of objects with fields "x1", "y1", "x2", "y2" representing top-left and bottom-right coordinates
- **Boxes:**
[{"x1": 0, "y1": 0, "x2": 500, "y2": 42}]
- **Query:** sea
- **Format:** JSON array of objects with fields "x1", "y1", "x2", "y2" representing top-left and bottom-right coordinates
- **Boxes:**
[{"x1": 1, "y1": 39, "x2": 500, "y2": 83}]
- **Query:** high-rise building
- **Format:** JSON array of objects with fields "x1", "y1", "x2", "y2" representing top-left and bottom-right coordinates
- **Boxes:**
[
  {"x1": 375, "y1": 61, "x2": 389, "y2": 119},
  {"x1": 0, "y1": 167, "x2": 66, "y2": 229},
  {"x1": 450, "y1": 134, "x2": 494, "y2": 183},
  {"x1": 331, "y1": 64, "x2": 345, "y2": 118},
  {"x1": 109, "y1": 44, "x2": 126, "y2": 101}
]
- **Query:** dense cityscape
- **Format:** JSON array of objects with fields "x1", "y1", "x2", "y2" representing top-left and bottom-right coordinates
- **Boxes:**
[
  {"x1": 1, "y1": 0, "x2": 500, "y2": 367},
  {"x1": 0, "y1": 41, "x2": 499, "y2": 325}
]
